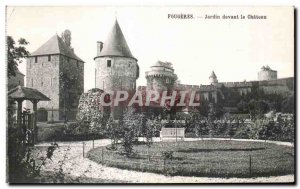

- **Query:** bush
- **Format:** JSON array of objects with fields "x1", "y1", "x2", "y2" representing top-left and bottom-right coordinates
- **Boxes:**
[
  {"x1": 162, "y1": 151, "x2": 173, "y2": 160},
  {"x1": 37, "y1": 122, "x2": 104, "y2": 142}
]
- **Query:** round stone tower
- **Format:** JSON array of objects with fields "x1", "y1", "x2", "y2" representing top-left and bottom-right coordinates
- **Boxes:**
[
  {"x1": 94, "y1": 19, "x2": 139, "y2": 93},
  {"x1": 209, "y1": 71, "x2": 218, "y2": 85},
  {"x1": 145, "y1": 61, "x2": 177, "y2": 92}
]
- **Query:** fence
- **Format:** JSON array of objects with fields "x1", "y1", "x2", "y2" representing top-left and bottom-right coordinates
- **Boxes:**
[
  {"x1": 82, "y1": 141, "x2": 294, "y2": 178},
  {"x1": 33, "y1": 138, "x2": 294, "y2": 179}
]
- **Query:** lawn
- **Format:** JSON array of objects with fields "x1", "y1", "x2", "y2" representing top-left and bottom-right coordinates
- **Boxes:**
[{"x1": 87, "y1": 140, "x2": 294, "y2": 178}]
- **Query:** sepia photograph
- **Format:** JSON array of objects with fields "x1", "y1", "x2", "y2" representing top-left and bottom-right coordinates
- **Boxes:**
[{"x1": 5, "y1": 6, "x2": 295, "y2": 184}]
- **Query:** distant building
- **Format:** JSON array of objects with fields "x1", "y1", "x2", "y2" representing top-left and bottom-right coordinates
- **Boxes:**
[
  {"x1": 26, "y1": 30, "x2": 84, "y2": 122},
  {"x1": 258, "y1": 65, "x2": 277, "y2": 81},
  {"x1": 142, "y1": 65, "x2": 293, "y2": 112},
  {"x1": 209, "y1": 71, "x2": 218, "y2": 85},
  {"x1": 199, "y1": 68, "x2": 293, "y2": 105}
]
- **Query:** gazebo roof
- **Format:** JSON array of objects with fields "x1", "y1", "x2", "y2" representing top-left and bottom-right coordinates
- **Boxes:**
[{"x1": 8, "y1": 85, "x2": 50, "y2": 101}]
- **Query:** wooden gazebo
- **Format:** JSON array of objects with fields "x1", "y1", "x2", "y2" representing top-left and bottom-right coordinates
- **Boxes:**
[{"x1": 8, "y1": 85, "x2": 50, "y2": 143}]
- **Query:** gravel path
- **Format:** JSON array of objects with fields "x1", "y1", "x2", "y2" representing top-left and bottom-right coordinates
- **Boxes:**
[{"x1": 36, "y1": 138, "x2": 294, "y2": 183}]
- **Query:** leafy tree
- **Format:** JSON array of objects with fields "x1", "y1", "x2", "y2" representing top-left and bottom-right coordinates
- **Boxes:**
[
  {"x1": 77, "y1": 88, "x2": 110, "y2": 132},
  {"x1": 284, "y1": 115, "x2": 295, "y2": 144},
  {"x1": 198, "y1": 98, "x2": 209, "y2": 117},
  {"x1": 281, "y1": 95, "x2": 294, "y2": 113},
  {"x1": 237, "y1": 100, "x2": 248, "y2": 113},
  {"x1": 106, "y1": 115, "x2": 121, "y2": 150},
  {"x1": 247, "y1": 99, "x2": 269, "y2": 119},
  {"x1": 7, "y1": 36, "x2": 30, "y2": 78},
  {"x1": 259, "y1": 119, "x2": 274, "y2": 142},
  {"x1": 120, "y1": 108, "x2": 138, "y2": 156},
  {"x1": 59, "y1": 71, "x2": 81, "y2": 122}
]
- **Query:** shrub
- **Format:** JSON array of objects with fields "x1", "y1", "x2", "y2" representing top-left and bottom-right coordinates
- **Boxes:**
[{"x1": 162, "y1": 151, "x2": 173, "y2": 160}]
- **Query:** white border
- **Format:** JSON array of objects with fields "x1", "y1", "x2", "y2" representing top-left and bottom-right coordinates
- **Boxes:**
[{"x1": 0, "y1": 0, "x2": 298, "y2": 188}]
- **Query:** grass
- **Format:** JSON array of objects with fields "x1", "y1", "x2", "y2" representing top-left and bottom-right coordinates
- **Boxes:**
[{"x1": 87, "y1": 140, "x2": 294, "y2": 178}]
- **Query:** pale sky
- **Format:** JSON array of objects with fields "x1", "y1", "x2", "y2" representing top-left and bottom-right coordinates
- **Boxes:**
[{"x1": 6, "y1": 6, "x2": 294, "y2": 92}]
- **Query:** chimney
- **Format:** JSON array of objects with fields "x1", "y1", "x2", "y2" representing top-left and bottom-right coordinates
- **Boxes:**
[{"x1": 97, "y1": 41, "x2": 103, "y2": 56}]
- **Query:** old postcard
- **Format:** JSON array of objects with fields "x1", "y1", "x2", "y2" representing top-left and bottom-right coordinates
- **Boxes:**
[{"x1": 6, "y1": 6, "x2": 295, "y2": 184}]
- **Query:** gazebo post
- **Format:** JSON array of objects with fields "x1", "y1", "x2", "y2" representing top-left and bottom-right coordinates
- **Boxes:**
[
  {"x1": 31, "y1": 100, "x2": 38, "y2": 144},
  {"x1": 16, "y1": 99, "x2": 23, "y2": 128},
  {"x1": 8, "y1": 85, "x2": 50, "y2": 145}
]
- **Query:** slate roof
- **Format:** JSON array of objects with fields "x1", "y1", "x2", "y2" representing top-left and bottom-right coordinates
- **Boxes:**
[
  {"x1": 8, "y1": 85, "x2": 50, "y2": 101},
  {"x1": 29, "y1": 34, "x2": 84, "y2": 62},
  {"x1": 209, "y1": 71, "x2": 217, "y2": 79},
  {"x1": 99, "y1": 20, "x2": 136, "y2": 60}
]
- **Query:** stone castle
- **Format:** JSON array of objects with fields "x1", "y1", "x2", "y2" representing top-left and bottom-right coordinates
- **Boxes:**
[
  {"x1": 95, "y1": 20, "x2": 139, "y2": 92},
  {"x1": 25, "y1": 30, "x2": 84, "y2": 121},
  {"x1": 25, "y1": 19, "x2": 294, "y2": 121}
]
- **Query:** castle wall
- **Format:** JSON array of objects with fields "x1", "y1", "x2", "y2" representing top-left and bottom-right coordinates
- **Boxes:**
[
  {"x1": 201, "y1": 91, "x2": 217, "y2": 103},
  {"x1": 258, "y1": 70, "x2": 277, "y2": 81},
  {"x1": 26, "y1": 55, "x2": 60, "y2": 118},
  {"x1": 258, "y1": 77, "x2": 294, "y2": 96},
  {"x1": 95, "y1": 56, "x2": 138, "y2": 92},
  {"x1": 147, "y1": 76, "x2": 175, "y2": 92},
  {"x1": 26, "y1": 54, "x2": 84, "y2": 121}
]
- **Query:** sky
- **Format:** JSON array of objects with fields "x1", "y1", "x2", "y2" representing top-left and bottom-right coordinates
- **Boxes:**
[{"x1": 6, "y1": 6, "x2": 294, "y2": 92}]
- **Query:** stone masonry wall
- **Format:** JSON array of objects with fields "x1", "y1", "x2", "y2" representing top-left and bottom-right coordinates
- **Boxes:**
[
  {"x1": 146, "y1": 76, "x2": 175, "y2": 92},
  {"x1": 26, "y1": 55, "x2": 60, "y2": 121},
  {"x1": 26, "y1": 54, "x2": 84, "y2": 121},
  {"x1": 95, "y1": 56, "x2": 138, "y2": 92}
]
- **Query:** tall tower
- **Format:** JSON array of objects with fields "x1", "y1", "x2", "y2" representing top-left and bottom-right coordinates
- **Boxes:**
[
  {"x1": 94, "y1": 20, "x2": 139, "y2": 93},
  {"x1": 26, "y1": 31, "x2": 84, "y2": 121},
  {"x1": 145, "y1": 61, "x2": 177, "y2": 92},
  {"x1": 258, "y1": 65, "x2": 277, "y2": 81},
  {"x1": 209, "y1": 71, "x2": 218, "y2": 85}
]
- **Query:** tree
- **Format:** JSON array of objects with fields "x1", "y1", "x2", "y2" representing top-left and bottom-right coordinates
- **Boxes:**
[
  {"x1": 120, "y1": 108, "x2": 138, "y2": 156},
  {"x1": 106, "y1": 115, "x2": 121, "y2": 150},
  {"x1": 77, "y1": 88, "x2": 110, "y2": 131},
  {"x1": 259, "y1": 119, "x2": 274, "y2": 142},
  {"x1": 7, "y1": 36, "x2": 30, "y2": 78},
  {"x1": 59, "y1": 71, "x2": 81, "y2": 122},
  {"x1": 281, "y1": 95, "x2": 294, "y2": 113}
]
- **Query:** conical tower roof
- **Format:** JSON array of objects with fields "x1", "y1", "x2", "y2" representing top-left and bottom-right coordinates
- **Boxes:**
[
  {"x1": 209, "y1": 71, "x2": 217, "y2": 79},
  {"x1": 30, "y1": 34, "x2": 84, "y2": 62},
  {"x1": 99, "y1": 20, "x2": 136, "y2": 60}
]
